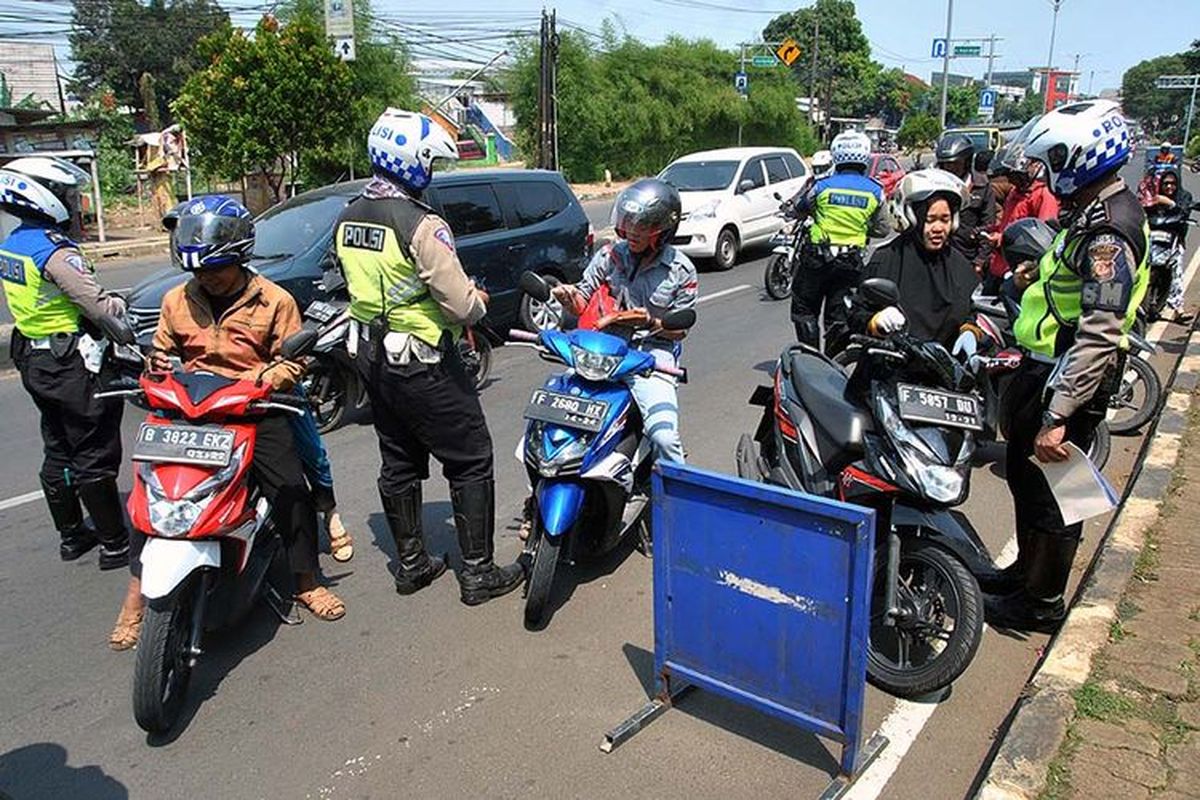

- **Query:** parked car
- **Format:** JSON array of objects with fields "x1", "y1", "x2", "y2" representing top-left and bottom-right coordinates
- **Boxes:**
[
  {"x1": 125, "y1": 169, "x2": 592, "y2": 344},
  {"x1": 660, "y1": 147, "x2": 811, "y2": 271},
  {"x1": 867, "y1": 153, "x2": 906, "y2": 198}
]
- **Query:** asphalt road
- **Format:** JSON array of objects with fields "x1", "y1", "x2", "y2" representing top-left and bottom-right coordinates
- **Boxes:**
[{"x1": 0, "y1": 170, "x2": 1195, "y2": 800}]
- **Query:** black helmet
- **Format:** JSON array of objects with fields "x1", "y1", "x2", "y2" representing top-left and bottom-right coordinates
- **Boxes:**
[
  {"x1": 1001, "y1": 218, "x2": 1056, "y2": 268},
  {"x1": 936, "y1": 134, "x2": 975, "y2": 165},
  {"x1": 987, "y1": 145, "x2": 1010, "y2": 178},
  {"x1": 611, "y1": 178, "x2": 682, "y2": 251}
]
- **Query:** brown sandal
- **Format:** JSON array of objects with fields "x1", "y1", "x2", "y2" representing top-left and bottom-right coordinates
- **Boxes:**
[
  {"x1": 109, "y1": 606, "x2": 144, "y2": 651},
  {"x1": 294, "y1": 586, "x2": 346, "y2": 621},
  {"x1": 326, "y1": 512, "x2": 354, "y2": 563}
]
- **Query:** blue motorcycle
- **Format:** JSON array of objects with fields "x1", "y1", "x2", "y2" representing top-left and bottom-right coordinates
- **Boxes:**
[{"x1": 511, "y1": 272, "x2": 695, "y2": 626}]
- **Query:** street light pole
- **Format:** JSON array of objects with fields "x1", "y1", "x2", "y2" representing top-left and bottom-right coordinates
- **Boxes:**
[
  {"x1": 1046, "y1": 0, "x2": 1064, "y2": 71},
  {"x1": 938, "y1": 0, "x2": 953, "y2": 129},
  {"x1": 1186, "y1": 81, "x2": 1199, "y2": 152}
]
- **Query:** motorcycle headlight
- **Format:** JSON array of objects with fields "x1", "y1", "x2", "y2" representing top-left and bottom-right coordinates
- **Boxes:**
[
  {"x1": 570, "y1": 345, "x2": 622, "y2": 381},
  {"x1": 539, "y1": 437, "x2": 590, "y2": 477},
  {"x1": 875, "y1": 395, "x2": 969, "y2": 505},
  {"x1": 149, "y1": 496, "x2": 211, "y2": 538},
  {"x1": 690, "y1": 199, "x2": 721, "y2": 220}
]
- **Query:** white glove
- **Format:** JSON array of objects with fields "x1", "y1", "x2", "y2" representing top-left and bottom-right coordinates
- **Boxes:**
[
  {"x1": 869, "y1": 306, "x2": 906, "y2": 335},
  {"x1": 952, "y1": 329, "x2": 978, "y2": 360}
]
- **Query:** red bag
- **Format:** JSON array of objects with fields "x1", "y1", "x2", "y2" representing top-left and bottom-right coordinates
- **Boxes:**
[{"x1": 576, "y1": 284, "x2": 618, "y2": 330}]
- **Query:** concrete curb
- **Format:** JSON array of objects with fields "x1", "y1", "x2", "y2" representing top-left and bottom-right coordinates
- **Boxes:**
[
  {"x1": 81, "y1": 235, "x2": 170, "y2": 262},
  {"x1": 974, "y1": 327, "x2": 1200, "y2": 800}
]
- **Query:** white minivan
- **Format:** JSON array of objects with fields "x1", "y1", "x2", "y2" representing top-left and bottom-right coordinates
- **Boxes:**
[{"x1": 659, "y1": 147, "x2": 811, "y2": 270}]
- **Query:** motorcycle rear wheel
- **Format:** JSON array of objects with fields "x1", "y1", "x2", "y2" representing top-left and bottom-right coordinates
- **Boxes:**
[
  {"x1": 301, "y1": 360, "x2": 350, "y2": 434},
  {"x1": 1088, "y1": 421, "x2": 1112, "y2": 471},
  {"x1": 523, "y1": 524, "x2": 561, "y2": 627},
  {"x1": 867, "y1": 540, "x2": 984, "y2": 699},
  {"x1": 1106, "y1": 355, "x2": 1161, "y2": 434},
  {"x1": 764, "y1": 254, "x2": 793, "y2": 301},
  {"x1": 133, "y1": 575, "x2": 199, "y2": 733}
]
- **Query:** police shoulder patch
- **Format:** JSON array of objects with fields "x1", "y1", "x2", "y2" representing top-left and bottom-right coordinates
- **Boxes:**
[
  {"x1": 1080, "y1": 233, "x2": 1134, "y2": 313},
  {"x1": 432, "y1": 225, "x2": 455, "y2": 253},
  {"x1": 62, "y1": 252, "x2": 88, "y2": 275}
]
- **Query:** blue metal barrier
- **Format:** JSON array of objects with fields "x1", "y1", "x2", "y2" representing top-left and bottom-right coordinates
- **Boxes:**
[{"x1": 602, "y1": 462, "x2": 885, "y2": 791}]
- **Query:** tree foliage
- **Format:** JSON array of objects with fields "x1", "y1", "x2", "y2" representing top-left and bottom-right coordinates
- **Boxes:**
[
  {"x1": 896, "y1": 112, "x2": 940, "y2": 151},
  {"x1": 1123, "y1": 53, "x2": 1192, "y2": 138},
  {"x1": 173, "y1": 15, "x2": 355, "y2": 197},
  {"x1": 66, "y1": 92, "x2": 136, "y2": 202},
  {"x1": 507, "y1": 30, "x2": 818, "y2": 182},
  {"x1": 69, "y1": 0, "x2": 230, "y2": 122}
]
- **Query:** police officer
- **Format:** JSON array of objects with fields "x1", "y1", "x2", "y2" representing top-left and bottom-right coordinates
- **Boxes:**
[
  {"x1": 0, "y1": 157, "x2": 129, "y2": 569},
  {"x1": 789, "y1": 130, "x2": 891, "y2": 353},
  {"x1": 935, "y1": 133, "x2": 997, "y2": 269},
  {"x1": 987, "y1": 100, "x2": 1147, "y2": 632},
  {"x1": 336, "y1": 108, "x2": 523, "y2": 605}
]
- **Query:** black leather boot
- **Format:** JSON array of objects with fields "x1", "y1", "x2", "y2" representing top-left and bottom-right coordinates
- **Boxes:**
[
  {"x1": 41, "y1": 478, "x2": 97, "y2": 561},
  {"x1": 380, "y1": 481, "x2": 446, "y2": 594},
  {"x1": 976, "y1": 526, "x2": 1033, "y2": 594},
  {"x1": 984, "y1": 534, "x2": 1079, "y2": 633},
  {"x1": 453, "y1": 481, "x2": 524, "y2": 606},
  {"x1": 77, "y1": 478, "x2": 129, "y2": 570}
]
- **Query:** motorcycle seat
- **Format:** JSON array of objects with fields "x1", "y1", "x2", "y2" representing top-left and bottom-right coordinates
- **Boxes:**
[{"x1": 788, "y1": 352, "x2": 873, "y2": 462}]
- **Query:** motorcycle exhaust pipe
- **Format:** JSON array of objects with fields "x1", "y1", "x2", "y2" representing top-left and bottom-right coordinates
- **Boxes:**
[{"x1": 883, "y1": 529, "x2": 901, "y2": 626}]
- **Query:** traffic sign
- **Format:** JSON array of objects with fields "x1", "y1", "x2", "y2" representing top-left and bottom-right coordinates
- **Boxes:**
[
  {"x1": 978, "y1": 89, "x2": 996, "y2": 109},
  {"x1": 751, "y1": 55, "x2": 776, "y2": 68},
  {"x1": 775, "y1": 38, "x2": 802, "y2": 67},
  {"x1": 954, "y1": 44, "x2": 982, "y2": 57},
  {"x1": 334, "y1": 35, "x2": 356, "y2": 61},
  {"x1": 734, "y1": 71, "x2": 749, "y2": 96},
  {"x1": 931, "y1": 38, "x2": 947, "y2": 59},
  {"x1": 324, "y1": 0, "x2": 354, "y2": 38}
]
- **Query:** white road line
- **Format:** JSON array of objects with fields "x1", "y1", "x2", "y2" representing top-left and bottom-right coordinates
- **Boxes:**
[
  {"x1": 0, "y1": 490, "x2": 43, "y2": 512},
  {"x1": 696, "y1": 284, "x2": 752, "y2": 305},
  {"x1": 849, "y1": 243, "x2": 1200, "y2": 799}
]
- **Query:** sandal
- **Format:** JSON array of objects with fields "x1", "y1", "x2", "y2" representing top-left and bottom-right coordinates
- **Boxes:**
[
  {"x1": 109, "y1": 606, "x2": 144, "y2": 651},
  {"x1": 326, "y1": 512, "x2": 354, "y2": 563},
  {"x1": 294, "y1": 586, "x2": 346, "y2": 621}
]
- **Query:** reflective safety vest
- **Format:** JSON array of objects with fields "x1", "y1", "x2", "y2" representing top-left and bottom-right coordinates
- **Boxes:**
[
  {"x1": 1013, "y1": 191, "x2": 1149, "y2": 359},
  {"x1": 334, "y1": 196, "x2": 456, "y2": 347},
  {"x1": 807, "y1": 173, "x2": 885, "y2": 247},
  {"x1": 0, "y1": 224, "x2": 83, "y2": 338}
]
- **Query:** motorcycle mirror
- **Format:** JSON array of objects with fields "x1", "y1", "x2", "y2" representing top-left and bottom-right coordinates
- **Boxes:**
[
  {"x1": 280, "y1": 328, "x2": 319, "y2": 361},
  {"x1": 660, "y1": 308, "x2": 697, "y2": 331},
  {"x1": 859, "y1": 277, "x2": 900, "y2": 310},
  {"x1": 773, "y1": 191, "x2": 783, "y2": 201},
  {"x1": 99, "y1": 314, "x2": 136, "y2": 346},
  {"x1": 519, "y1": 271, "x2": 552, "y2": 303}
]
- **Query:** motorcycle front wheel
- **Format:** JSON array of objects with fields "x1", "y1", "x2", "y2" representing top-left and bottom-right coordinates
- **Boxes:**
[
  {"x1": 1107, "y1": 356, "x2": 1161, "y2": 434},
  {"x1": 301, "y1": 360, "x2": 351, "y2": 434},
  {"x1": 1088, "y1": 421, "x2": 1112, "y2": 471},
  {"x1": 523, "y1": 523, "x2": 561, "y2": 627},
  {"x1": 867, "y1": 539, "x2": 984, "y2": 699},
  {"x1": 133, "y1": 574, "x2": 200, "y2": 733},
  {"x1": 764, "y1": 254, "x2": 793, "y2": 300}
]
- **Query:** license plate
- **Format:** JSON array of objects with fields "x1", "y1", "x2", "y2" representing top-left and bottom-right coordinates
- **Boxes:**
[
  {"x1": 524, "y1": 390, "x2": 609, "y2": 433},
  {"x1": 896, "y1": 384, "x2": 982, "y2": 432},
  {"x1": 304, "y1": 300, "x2": 339, "y2": 323},
  {"x1": 133, "y1": 423, "x2": 236, "y2": 467}
]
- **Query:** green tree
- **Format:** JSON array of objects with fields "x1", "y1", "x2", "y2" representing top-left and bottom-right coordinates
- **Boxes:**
[
  {"x1": 1122, "y1": 54, "x2": 1191, "y2": 136},
  {"x1": 944, "y1": 84, "x2": 980, "y2": 126},
  {"x1": 173, "y1": 15, "x2": 355, "y2": 199},
  {"x1": 70, "y1": 0, "x2": 230, "y2": 122},
  {"x1": 65, "y1": 91, "x2": 137, "y2": 203},
  {"x1": 896, "y1": 112, "x2": 940, "y2": 152}
]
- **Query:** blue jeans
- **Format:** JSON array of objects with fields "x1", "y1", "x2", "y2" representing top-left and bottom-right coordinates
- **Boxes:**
[
  {"x1": 627, "y1": 346, "x2": 685, "y2": 464},
  {"x1": 289, "y1": 386, "x2": 336, "y2": 512}
]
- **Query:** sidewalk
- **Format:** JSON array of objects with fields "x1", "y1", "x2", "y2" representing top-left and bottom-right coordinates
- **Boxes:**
[{"x1": 1038, "y1": 403, "x2": 1200, "y2": 800}]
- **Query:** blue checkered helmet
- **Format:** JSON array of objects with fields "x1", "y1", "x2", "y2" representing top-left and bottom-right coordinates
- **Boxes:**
[
  {"x1": 164, "y1": 195, "x2": 254, "y2": 271},
  {"x1": 1022, "y1": 100, "x2": 1131, "y2": 198},
  {"x1": 367, "y1": 108, "x2": 459, "y2": 194},
  {"x1": 830, "y1": 130, "x2": 872, "y2": 169},
  {"x1": 0, "y1": 156, "x2": 91, "y2": 225}
]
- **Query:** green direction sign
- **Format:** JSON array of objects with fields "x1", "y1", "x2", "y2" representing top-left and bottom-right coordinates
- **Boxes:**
[
  {"x1": 751, "y1": 55, "x2": 776, "y2": 68},
  {"x1": 953, "y1": 44, "x2": 982, "y2": 57}
]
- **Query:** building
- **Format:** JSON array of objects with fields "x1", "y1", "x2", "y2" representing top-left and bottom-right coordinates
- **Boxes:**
[
  {"x1": 990, "y1": 67, "x2": 1079, "y2": 100},
  {"x1": 0, "y1": 42, "x2": 63, "y2": 112},
  {"x1": 991, "y1": 70, "x2": 1037, "y2": 92},
  {"x1": 929, "y1": 72, "x2": 976, "y2": 89}
]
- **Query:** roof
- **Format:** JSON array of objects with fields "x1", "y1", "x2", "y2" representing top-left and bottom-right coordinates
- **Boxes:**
[
  {"x1": 670, "y1": 147, "x2": 798, "y2": 163},
  {"x1": 0, "y1": 107, "x2": 57, "y2": 126}
]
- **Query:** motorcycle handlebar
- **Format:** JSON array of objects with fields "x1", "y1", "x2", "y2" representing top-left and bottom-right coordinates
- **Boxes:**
[{"x1": 508, "y1": 329, "x2": 539, "y2": 343}]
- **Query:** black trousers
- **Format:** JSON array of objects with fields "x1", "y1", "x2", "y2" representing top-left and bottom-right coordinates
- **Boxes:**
[
  {"x1": 358, "y1": 343, "x2": 494, "y2": 495},
  {"x1": 790, "y1": 250, "x2": 862, "y2": 355},
  {"x1": 1003, "y1": 360, "x2": 1104, "y2": 542},
  {"x1": 13, "y1": 337, "x2": 123, "y2": 486}
]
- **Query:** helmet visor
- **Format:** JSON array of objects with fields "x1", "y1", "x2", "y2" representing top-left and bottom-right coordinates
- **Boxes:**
[{"x1": 171, "y1": 213, "x2": 252, "y2": 269}]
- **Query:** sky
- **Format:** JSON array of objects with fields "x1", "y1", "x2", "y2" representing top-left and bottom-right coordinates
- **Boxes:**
[{"x1": 2, "y1": 0, "x2": 1198, "y2": 95}]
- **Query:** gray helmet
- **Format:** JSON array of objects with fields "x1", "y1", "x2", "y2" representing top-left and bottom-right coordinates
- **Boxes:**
[
  {"x1": 935, "y1": 134, "x2": 975, "y2": 166},
  {"x1": 1001, "y1": 218, "x2": 1056, "y2": 268},
  {"x1": 611, "y1": 178, "x2": 682, "y2": 250}
]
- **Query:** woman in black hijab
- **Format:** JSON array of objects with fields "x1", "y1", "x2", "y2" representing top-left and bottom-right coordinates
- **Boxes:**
[{"x1": 849, "y1": 168, "x2": 982, "y2": 354}]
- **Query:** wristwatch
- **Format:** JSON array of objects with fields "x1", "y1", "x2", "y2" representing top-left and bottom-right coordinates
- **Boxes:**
[{"x1": 1041, "y1": 410, "x2": 1067, "y2": 430}]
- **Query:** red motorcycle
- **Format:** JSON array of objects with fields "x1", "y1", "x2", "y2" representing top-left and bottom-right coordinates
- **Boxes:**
[{"x1": 99, "y1": 327, "x2": 317, "y2": 733}]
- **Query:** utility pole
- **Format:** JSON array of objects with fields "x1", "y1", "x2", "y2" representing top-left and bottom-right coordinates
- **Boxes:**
[
  {"x1": 809, "y1": 14, "x2": 820, "y2": 128},
  {"x1": 1155, "y1": 74, "x2": 1200, "y2": 151},
  {"x1": 1046, "y1": 0, "x2": 1064, "y2": 71},
  {"x1": 1088, "y1": 69, "x2": 1095, "y2": 96},
  {"x1": 938, "y1": 0, "x2": 954, "y2": 129},
  {"x1": 985, "y1": 34, "x2": 997, "y2": 88},
  {"x1": 738, "y1": 42, "x2": 746, "y2": 147},
  {"x1": 535, "y1": 9, "x2": 559, "y2": 171}
]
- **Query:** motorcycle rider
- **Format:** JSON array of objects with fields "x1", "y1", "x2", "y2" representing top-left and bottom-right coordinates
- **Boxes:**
[
  {"x1": 986, "y1": 100, "x2": 1148, "y2": 632},
  {"x1": 935, "y1": 134, "x2": 997, "y2": 272},
  {"x1": 789, "y1": 130, "x2": 891, "y2": 353},
  {"x1": 849, "y1": 169, "x2": 981, "y2": 352},
  {"x1": 810, "y1": 149, "x2": 834, "y2": 179},
  {"x1": 336, "y1": 108, "x2": 523, "y2": 605},
  {"x1": 1156, "y1": 141, "x2": 1178, "y2": 168},
  {"x1": 1146, "y1": 169, "x2": 1195, "y2": 323},
  {"x1": 985, "y1": 141, "x2": 1060, "y2": 293},
  {"x1": 0, "y1": 157, "x2": 131, "y2": 571}
]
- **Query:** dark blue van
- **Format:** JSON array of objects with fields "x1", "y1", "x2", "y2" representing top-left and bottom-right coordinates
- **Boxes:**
[{"x1": 126, "y1": 169, "x2": 593, "y2": 342}]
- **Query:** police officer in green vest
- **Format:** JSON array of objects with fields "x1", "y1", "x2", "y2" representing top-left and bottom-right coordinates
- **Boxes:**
[
  {"x1": 789, "y1": 130, "x2": 891, "y2": 353},
  {"x1": 336, "y1": 108, "x2": 523, "y2": 605},
  {"x1": 987, "y1": 100, "x2": 1147, "y2": 632},
  {"x1": 0, "y1": 157, "x2": 130, "y2": 569}
]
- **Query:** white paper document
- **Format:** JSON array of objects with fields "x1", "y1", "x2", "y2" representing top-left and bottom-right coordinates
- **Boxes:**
[{"x1": 1031, "y1": 442, "x2": 1119, "y2": 526}]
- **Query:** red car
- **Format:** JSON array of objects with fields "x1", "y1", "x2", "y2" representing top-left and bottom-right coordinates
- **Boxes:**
[{"x1": 867, "y1": 153, "x2": 906, "y2": 197}]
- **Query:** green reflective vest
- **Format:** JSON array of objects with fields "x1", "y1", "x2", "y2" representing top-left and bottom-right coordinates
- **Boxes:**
[
  {"x1": 807, "y1": 174, "x2": 885, "y2": 247},
  {"x1": 0, "y1": 225, "x2": 83, "y2": 338}
]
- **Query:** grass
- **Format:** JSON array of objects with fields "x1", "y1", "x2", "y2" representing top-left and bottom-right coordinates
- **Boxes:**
[
  {"x1": 1037, "y1": 725, "x2": 1080, "y2": 800},
  {"x1": 1133, "y1": 528, "x2": 1161, "y2": 582},
  {"x1": 1109, "y1": 618, "x2": 1128, "y2": 643},
  {"x1": 1074, "y1": 681, "x2": 1136, "y2": 722}
]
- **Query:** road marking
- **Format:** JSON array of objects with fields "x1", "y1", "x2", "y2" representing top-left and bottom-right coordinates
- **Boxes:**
[
  {"x1": 0, "y1": 489, "x2": 43, "y2": 512},
  {"x1": 696, "y1": 284, "x2": 751, "y2": 305}
]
